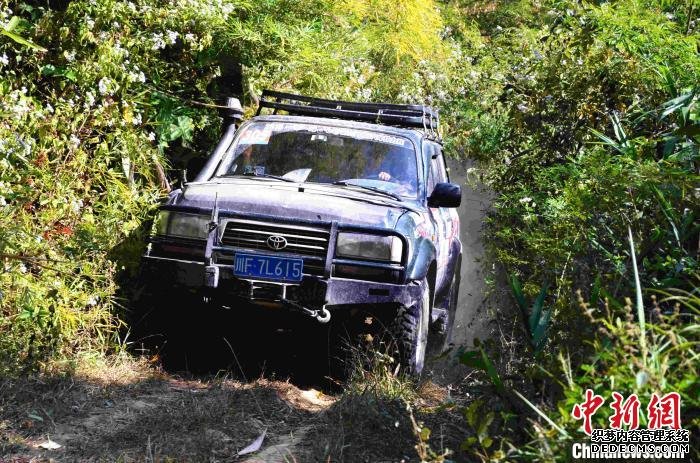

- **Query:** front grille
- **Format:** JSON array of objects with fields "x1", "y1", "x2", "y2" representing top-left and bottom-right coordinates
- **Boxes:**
[
  {"x1": 218, "y1": 219, "x2": 329, "y2": 277},
  {"x1": 221, "y1": 219, "x2": 330, "y2": 258}
]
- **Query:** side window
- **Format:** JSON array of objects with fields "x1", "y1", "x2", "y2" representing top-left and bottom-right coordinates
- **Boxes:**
[
  {"x1": 426, "y1": 142, "x2": 447, "y2": 196},
  {"x1": 432, "y1": 147, "x2": 448, "y2": 184},
  {"x1": 425, "y1": 143, "x2": 437, "y2": 194}
]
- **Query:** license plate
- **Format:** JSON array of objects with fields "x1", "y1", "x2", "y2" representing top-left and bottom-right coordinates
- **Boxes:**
[{"x1": 233, "y1": 252, "x2": 304, "y2": 282}]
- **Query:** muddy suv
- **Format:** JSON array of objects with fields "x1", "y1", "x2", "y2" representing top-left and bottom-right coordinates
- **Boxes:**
[{"x1": 142, "y1": 91, "x2": 462, "y2": 374}]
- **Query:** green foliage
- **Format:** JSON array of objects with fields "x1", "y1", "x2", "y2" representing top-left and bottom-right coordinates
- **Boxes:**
[
  {"x1": 509, "y1": 275, "x2": 551, "y2": 354},
  {"x1": 449, "y1": 0, "x2": 700, "y2": 356},
  {"x1": 438, "y1": 0, "x2": 699, "y2": 459},
  {"x1": 461, "y1": 399, "x2": 503, "y2": 459},
  {"x1": 459, "y1": 344, "x2": 503, "y2": 393},
  {"x1": 517, "y1": 287, "x2": 700, "y2": 459}
]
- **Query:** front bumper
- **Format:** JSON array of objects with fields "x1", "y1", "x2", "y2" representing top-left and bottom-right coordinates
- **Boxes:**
[{"x1": 141, "y1": 255, "x2": 422, "y2": 308}]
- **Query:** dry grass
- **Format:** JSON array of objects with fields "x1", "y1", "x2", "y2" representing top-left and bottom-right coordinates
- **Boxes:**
[{"x1": 0, "y1": 348, "x2": 484, "y2": 462}]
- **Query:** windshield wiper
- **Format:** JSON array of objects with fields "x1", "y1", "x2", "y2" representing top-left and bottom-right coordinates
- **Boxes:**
[
  {"x1": 222, "y1": 173, "x2": 296, "y2": 183},
  {"x1": 332, "y1": 181, "x2": 402, "y2": 201}
]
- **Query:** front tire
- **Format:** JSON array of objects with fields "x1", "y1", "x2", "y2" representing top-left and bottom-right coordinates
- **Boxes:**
[{"x1": 390, "y1": 278, "x2": 430, "y2": 375}]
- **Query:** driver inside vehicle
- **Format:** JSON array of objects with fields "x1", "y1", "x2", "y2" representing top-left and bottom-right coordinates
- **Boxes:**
[{"x1": 366, "y1": 146, "x2": 417, "y2": 195}]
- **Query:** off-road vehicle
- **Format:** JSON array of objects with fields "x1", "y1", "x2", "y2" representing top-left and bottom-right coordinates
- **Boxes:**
[{"x1": 142, "y1": 91, "x2": 462, "y2": 374}]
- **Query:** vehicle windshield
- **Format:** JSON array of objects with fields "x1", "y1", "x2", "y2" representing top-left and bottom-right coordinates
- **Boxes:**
[{"x1": 215, "y1": 121, "x2": 418, "y2": 199}]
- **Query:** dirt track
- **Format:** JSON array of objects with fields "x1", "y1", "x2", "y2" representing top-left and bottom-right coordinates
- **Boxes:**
[
  {"x1": 0, "y1": 358, "x2": 476, "y2": 462},
  {"x1": 448, "y1": 158, "x2": 492, "y2": 349}
]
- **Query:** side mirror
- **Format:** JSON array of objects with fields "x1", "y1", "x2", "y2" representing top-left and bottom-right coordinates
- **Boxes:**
[{"x1": 428, "y1": 182, "x2": 461, "y2": 208}]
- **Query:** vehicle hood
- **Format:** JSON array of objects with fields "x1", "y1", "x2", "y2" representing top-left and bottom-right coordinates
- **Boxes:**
[{"x1": 168, "y1": 179, "x2": 414, "y2": 228}]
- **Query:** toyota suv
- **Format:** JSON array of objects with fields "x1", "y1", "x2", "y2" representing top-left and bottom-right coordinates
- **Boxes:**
[{"x1": 141, "y1": 90, "x2": 462, "y2": 374}]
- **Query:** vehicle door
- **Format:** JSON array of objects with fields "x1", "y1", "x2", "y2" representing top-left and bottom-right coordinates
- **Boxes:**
[{"x1": 424, "y1": 141, "x2": 454, "y2": 300}]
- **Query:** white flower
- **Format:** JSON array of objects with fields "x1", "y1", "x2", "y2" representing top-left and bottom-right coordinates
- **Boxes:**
[
  {"x1": 19, "y1": 263, "x2": 27, "y2": 273},
  {"x1": 151, "y1": 33, "x2": 165, "y2": 50},
  {"x1": 166, "y1": 30, "x2": 178, "y2": 45},
  {"x1": 86, "y1": 18, "x2": 95, "y2": 30},
  {"x1": 128, "y1": 70, "x2": 146, "y2": 83},
  {"x1": 132, "y1": 113, "x2": 142, "y2": 125},
  {"x1": 517, "y1": 103, "x2": 529, "y2": 112},
  {"x1": 495, "y1": 25, "x2": 503, "y2": 31},
  {"x1": 84, "y1": 91, "x2": 95, "y2": 108},
  {"x1": 466, "y1": 167, "x2": 477, "y2": 175},
  {"x1": 0, "y1": 54, "x2": 8, "y2": 66},
  {"x1": 71, "y1": 199, "x2": 83, "y2": 213},
  {"x1": 147, "y1": 132, "x2": 156, "y2": 141},
  {"x1": 0, "y1": 196, "x2": 6, "y2": 206},
  {"x1": 184, "y1": 33, "x2": 195, "y2": 42},
  {"x1": 87, "y1": 295, "x2": 98, "y2": 306},
  {"x1": 98, "y1": 77, "x2": 113, "y2": 95},
  {"x1": 113, "y1": 41, "x2": 127, "y2": 57},
  {"x1": 45, "y1": 103, "x2": 54, "y2": 113},
  {"x1": 519, "y1": 197, "x2": 532, "y2": 203},
  {"x1": 69, "y1": 134, "x2": 80, "y2": 147},
  {"x1": 64, "y1": 50, "x2": 76, "y2": 62},
  {"x1": 665, "y1": 13, "x2": 674, "y2": 20}
]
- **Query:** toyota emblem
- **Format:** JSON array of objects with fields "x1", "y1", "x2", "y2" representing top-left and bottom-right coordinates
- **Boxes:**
[{"x1": 266, "y1": 234, "x2": 288, "y2": 251}]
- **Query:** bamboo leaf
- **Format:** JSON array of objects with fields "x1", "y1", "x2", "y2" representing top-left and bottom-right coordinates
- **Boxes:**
[
  {"x1": 509, "y1": 274, "x2": 527, "y2": 311},
  {"x1": 529, "y1": 282, "x2": 549, "y2": 334},
  {"x1": 1, "y1": 17, "x2": 47, "y2": 52}
]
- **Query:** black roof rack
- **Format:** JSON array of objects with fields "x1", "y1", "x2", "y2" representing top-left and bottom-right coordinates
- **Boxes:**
[{"x1": 256, "y1": 90, "x2": 440, "y2": 138}]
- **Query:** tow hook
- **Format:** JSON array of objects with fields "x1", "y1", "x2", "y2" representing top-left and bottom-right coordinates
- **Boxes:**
[{"x1": 281, "y1": 299, "x2": 331, "y2": 324}]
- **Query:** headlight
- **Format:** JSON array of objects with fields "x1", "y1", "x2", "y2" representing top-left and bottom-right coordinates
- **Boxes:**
[
  {"x1": 336, "y1": 232, "x2": 403, "y2": 263},
  {"x1": 156, "y1": 211, "x2": 209, "y2": 239}
]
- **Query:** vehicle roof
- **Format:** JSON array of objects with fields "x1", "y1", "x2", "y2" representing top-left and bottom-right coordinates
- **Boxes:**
[{"x1": 247, "y1": 114, "x2": 435, "y2": 147}]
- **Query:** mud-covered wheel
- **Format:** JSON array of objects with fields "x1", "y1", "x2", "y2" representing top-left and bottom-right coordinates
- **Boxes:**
[{"x1": 390, "y1": 278, "x2": 430, "y2": 375}]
